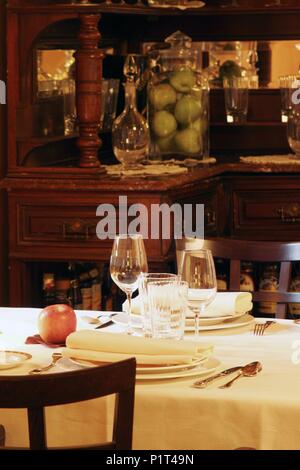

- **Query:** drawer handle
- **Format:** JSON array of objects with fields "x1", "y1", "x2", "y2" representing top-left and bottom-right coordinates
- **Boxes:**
[
  {"x1": 62, "y1": 220, "x2": 92, "y2": 240},
  {"x1": 205, "y1": 209, "x2": 216, "y2": 226},
  {"x1": 277, "y1": 206, "x2": 300, "y2": 224}
]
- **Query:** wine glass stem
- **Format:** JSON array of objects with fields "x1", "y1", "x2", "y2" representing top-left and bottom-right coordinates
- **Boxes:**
[
  {"x1": 195, "y1": 305, "x2": 205, "y2": 336},
  {"x1": 126, "y1": 291, "x2": 133, "y2": 335}
]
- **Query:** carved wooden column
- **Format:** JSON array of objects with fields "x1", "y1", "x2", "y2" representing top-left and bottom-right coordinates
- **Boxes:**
[{"x1": 75, "y1": 14, "x2": 105, "y2": 170}]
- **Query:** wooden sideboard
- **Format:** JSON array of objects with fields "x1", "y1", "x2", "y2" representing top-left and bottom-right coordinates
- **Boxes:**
[
  {"x1": 2, "y1": 1, "x2": 300, "y2": 306},
  {"x1": 2, "y1": 162, "x2": 300, "y2": 307}
]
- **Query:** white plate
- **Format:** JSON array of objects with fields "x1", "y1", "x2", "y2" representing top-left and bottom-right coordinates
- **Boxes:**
[
  {"x1": 186, "y1": 310, "x2": 246, "y2": 325},
  {"x1": 58, "y1": 354, "x2": 209, "y2": 375},
  {"x1": 136, "y1": 355, "x2": 208, "y2": 374},
  {"x1": 136, "y1": 356, "x2": 220, "y2": 381},
  {"x1": 0, "y1": 351, "x2": 32, "y2": 370},
  {"x1": 186, "y1": 314, "x2": 255, "y2": 331},
  {"x1": 114, "y1": 312, "x2": 254, "y2": 332}
]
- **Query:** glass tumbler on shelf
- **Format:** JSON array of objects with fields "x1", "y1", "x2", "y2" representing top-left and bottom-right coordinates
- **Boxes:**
[
  {"x1": 287, "y1": 107, "x2": 300, "y2": 159},
  {"x1": 112, "y1": 54, "x2": 150, "y2": 170},
  {"x1": 147, "y1": 31, "x2": 210, "y2": 161},
  {"x1": 223, "y1": 76, "x2": 249, "y2": 124},
  {"x1": 279, "y1": 75, "x2": 300, "y2": 123},
  {"x1": 100, "y1": 79, "x2": 120, "y2": 132},
  {"x1": 179, "y1": 249, "x2": 217, "y2": 336},
  {"x1": 110, "y1": 234, "x2": 148, "y2": 334}
]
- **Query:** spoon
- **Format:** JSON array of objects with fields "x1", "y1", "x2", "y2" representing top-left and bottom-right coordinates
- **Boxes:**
[
  {"x1": 219, "y1": 361, "x2": 262, "y2": 389},
  {"x1": 28, "y1": 352, "x2": 62, "y2": 375}
]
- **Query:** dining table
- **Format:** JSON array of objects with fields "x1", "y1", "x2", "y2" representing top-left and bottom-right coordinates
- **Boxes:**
[{"x1": 0, "y1": 307, "x2": 300, "y2": 450}]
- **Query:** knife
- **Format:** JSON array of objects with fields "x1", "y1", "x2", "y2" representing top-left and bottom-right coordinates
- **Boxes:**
[
  {"x1": 95, "y1": 320, "x2": 114, "y2": 329},
  {"x1": 192, "y1": 366, "x2": 242, "y2": 389}
]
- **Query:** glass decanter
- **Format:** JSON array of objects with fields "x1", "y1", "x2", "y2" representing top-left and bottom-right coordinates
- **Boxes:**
[{"x1": 112, "y1": 54, "x2": 150, "y2": 170}]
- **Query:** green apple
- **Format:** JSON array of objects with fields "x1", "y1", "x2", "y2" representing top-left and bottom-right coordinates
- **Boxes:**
[
  {"x1": 156, "y1": 133, "x2": 175, "y2": 153},
  {"x1": 174, "y1": 128, "x2": 202, "y2": 154},
  {"x1": 152, "y1": 110, "x2": 177, "y2": 138},
  {"x1": 169, "y1": 68, "x2": 196, "y2": 93},
  {"x1": 190, "y1": 118, "x2": 206, "y2": 134},
  {"x1": 149, "y1": 83, "x2": 177, "y2": 111},
  {"x1": 174, "y1": 95, "x2": 202, "y2": 126}
]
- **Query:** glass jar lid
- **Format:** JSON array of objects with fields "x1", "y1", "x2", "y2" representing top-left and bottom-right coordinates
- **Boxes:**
[{"x1": 154, "y1": 31, "x2": 199, "y2": 72}]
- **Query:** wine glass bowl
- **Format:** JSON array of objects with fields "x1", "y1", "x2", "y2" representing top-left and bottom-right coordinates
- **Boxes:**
[
  {"x1": 179, "y1": 249, "x2": 217, "y2": 335},
  {"x1": 110, "y1": 234, "x2": 148, "y2": 334}
]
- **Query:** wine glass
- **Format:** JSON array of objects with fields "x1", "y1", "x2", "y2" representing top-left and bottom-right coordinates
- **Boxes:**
[
  {"x1": 179, "y1": 249, "x2": 217, "y2": 336},
  {"x1": 110, "y1": 234, "x2": 148, "y2": 334}
]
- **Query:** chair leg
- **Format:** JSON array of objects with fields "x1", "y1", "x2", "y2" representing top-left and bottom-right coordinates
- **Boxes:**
[{"x1": 0, "y1": 425, "x2": 6, "y2": 446}]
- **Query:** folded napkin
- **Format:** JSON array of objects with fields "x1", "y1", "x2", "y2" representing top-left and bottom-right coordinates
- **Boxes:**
[
  {"x1": 188, "y1": 291, "x2": 253, "y2": 318},
  {"x1": 124, "y1": 291, "x2": 252, "y2": 319},
  {"x1": 63, "y1": 330, "x2": 213, "y2": 365}
]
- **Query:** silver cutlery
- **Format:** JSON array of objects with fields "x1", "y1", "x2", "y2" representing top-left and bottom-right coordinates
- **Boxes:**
[
  {"x1": 28, "y1": 352, "x2": 62, "y2": 375},
  {"x1": 219, "y1": 361, "x2": 262, "y2": 389},
  {"x1": 193, "y1": 366, "x2": 242, "y2": 388},
  {"x1": 95, "y1": 319, "x2": 114, "y2": 329},
  {"x1": 81, "y1": 313, "x2": 117, "y2": 329},
  {"x1": 254, "y1": 320, "x2": 275, "y2": 336}
]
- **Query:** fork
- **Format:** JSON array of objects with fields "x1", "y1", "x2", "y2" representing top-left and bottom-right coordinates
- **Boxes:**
[{"x1": 253, "y1": 320, "x2": 275, "y2": 336}]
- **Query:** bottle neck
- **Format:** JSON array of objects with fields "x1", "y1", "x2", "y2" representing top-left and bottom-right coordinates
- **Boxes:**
[{"x1": 124, "y1": 81, "x2": 137, "y2": 109}]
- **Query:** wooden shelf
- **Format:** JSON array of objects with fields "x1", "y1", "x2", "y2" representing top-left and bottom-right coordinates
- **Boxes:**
[{"x1": 9, "y1": 1, "x2": 300, "y2": 16}]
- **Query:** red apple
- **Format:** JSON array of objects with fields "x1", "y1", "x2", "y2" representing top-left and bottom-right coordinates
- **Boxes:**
[{"x1": 38, "y1": 304, "x2": 77, "y2": 344}]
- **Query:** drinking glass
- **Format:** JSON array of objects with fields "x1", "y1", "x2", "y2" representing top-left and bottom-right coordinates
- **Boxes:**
[
  {"x1": 223, "y1": 76, "x2": 249, "y2": 124},
  {"x1": 147, "y1": 280, "x2": 188, "y2": 340},
  {"x1": 279, "y1": 75, "x2": 300, "y2": 123},
  {"x1": 179, "y1": 249, "x2": 217, "y2": 336},
  {"x1": 140, "y1": 273, "x2": 179, "y2": 337},
  {"x1": 110, "y1": 234, "x2": 148, "y2": 334},
  {"x1": 287, "y1": 107, "x2": 300, "y2": 159}
]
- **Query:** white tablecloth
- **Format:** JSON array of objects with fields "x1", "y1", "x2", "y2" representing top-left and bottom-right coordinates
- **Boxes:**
[{"x1": 0, "y1": 307, "x2": 300, "y2": 450}]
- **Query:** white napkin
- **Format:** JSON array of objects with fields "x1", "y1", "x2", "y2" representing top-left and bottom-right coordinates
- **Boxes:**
[
  {"x1": 63, "y1": 330, "x2": 213, "y2": 365},
  {"x1": 188, "y1": 291, "x2": 253, "y2": 318},
  {"x1": 124, "y1": 291, "x2": 253, "y2": 319}
]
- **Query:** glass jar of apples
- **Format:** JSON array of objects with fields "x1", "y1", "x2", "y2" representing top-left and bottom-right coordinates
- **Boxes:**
[{"x1": 147, "y1": 31, "x2": 209, "y2": 161}]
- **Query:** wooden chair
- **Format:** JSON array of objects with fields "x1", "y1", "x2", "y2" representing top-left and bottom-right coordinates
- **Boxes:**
[
  {"x1": 0, "y1": 358, "x2": 136, "y2": 450},
  {"x1": 177, "y1": 237, "x2": 300, "y2": 318}
]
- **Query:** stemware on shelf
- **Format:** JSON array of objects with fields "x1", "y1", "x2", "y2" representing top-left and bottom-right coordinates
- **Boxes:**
[
  {"x1": 287, "y1": 106, "x2": 300, "y2": 159},
  {"x1": 279, "y1": 75, "x2": 300, "y2": 123},
  {"x1": 179, "y1": 249, "x2": 217, "y2": 336},
  {"x1": 223, "y1": 76, "x2": 250, "y2": 124},
  {"x1": 110, "y1": 234, "x2": 148, "y2": 334},
  {"x1": 111, "y1": 54, "x2": 150, "y2": 171}
]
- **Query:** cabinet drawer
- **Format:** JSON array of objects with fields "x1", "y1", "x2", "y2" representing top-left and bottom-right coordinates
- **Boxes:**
[
  {"x1": 9, "y1": 193, "x2": 172, "y2": 261},
  {"x1": 16, "y1": 202, "x2": 107, "y2": 246},
  {"x1": 233, "y1": 190, "x2": 300, "y2": 238}
]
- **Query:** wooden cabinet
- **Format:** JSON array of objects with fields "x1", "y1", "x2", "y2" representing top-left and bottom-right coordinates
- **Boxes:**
[{"x1": 4, "y1": 1, "x2": 300, "y2": 307}]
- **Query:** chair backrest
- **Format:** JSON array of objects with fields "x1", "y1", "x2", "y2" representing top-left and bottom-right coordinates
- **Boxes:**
[
  {"x1": 0, "y1": 358, "x2": 136, "y2": 450},
  {"x1": 177, "y1": 237, "x2": 300, "y2": 318}
]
